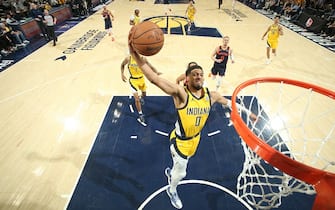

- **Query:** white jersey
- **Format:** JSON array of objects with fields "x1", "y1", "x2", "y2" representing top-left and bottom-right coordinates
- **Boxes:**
[{"x1": 44, "y1": 15, "x2": 54, "y2": 26}]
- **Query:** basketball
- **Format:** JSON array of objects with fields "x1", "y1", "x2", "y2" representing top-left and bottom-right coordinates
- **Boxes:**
[{"x1": 129, "y1": 21, "x2": 164, "y2": 56}]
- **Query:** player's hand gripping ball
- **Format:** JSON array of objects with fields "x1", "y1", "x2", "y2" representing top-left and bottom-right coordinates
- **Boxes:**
[{"x1": 129, "y1": 21, "x2": 164, "y2": 56}]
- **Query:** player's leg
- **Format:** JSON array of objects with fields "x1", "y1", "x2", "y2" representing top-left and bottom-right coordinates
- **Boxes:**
[
  {"x1": 210, "y1": 66, "x2": 218, "y2": 79},
  {"x1": 192, "y1": 16, "x2": 195, "y2": 29},
  {"x1": 109, "y1": 27, "x2": 115, "y2": 41},
  {"x1": 266, "y1": 41, "x2": 271, "y2": 64},
  {"x1": 140, "y1": 79, "x2": 147, "y2": 106},
  {"x1": 133, "y1": 92, "x2": 142, "y2": 115},
  {"x1": 130, "y1": 79, "x2": 146, "y2": 126},
  {"x1": 169, "y1": 145, "x2": 188, "y2": 191},
  {"x1": 140, "y1": 91, "x2": 146, "y2": 105},
  {"x1": 266, "y1": 43, "x2": 271, "y2": 59},
  {"x1": 216, "y1": 68, "x2": 225, "y2": 91},
  {"x1": 272, "y1": 48, "x2": 276, "y2": 56},
  {"x1": 134, "y1": 92, "x2": 146, "y2": 125},
  {"x1": 165, "y1": 144, "x2": 187, "y2": 209},
  {"x1": 271, "y1": 41, "x2": 278, "y2": 56},
  {"x1": 187, "y1": 18, "x2": 191, "y2": 32}
]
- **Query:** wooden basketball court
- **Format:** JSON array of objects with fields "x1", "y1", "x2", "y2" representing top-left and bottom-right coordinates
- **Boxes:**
[{"x1": 0, "y1": 0, "x2": 334, "y2": 209}]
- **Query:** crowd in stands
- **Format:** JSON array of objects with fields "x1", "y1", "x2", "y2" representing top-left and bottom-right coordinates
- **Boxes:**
[
  {"x1": 1, "y1": 0, "x2": 334, "y2": 59},
  {"x1": 0, "y1": 0, "x2": 94, "y2": 57},
  {"x1": 241, "y1": 0, "x2": 335, "y2": 40}
]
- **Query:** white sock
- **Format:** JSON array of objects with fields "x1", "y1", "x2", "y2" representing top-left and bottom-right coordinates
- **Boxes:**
[{"x1": 216, "y1": 77, "x2": 222, "y2": 88}]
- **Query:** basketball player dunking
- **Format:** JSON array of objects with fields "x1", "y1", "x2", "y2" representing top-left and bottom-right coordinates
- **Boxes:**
[{"x1": 128, "y1": 38, "x2": 256, "y2": 209}]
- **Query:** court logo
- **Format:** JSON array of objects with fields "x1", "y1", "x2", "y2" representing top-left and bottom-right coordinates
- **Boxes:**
[
  {"x1": 145, "y1": 16, "x2": 222, "y2": 38},
  {"x1": 63, "y1": 30, "x2": 106, "y2": 54},
  {"x1": 82, "y1": 31, "x2": 107, "y2": 50}
]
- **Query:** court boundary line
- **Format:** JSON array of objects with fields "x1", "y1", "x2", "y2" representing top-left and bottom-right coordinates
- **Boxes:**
[{"x1": 138, "y1": 179, "x2": 253, "y2": 210}]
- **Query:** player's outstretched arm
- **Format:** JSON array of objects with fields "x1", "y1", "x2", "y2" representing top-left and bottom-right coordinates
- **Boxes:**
[
  {"x1": 128, "y1": 43, "x2": 185, "y2": 100},
  {"x1": 143, "y1": 57, "x2": 162, "y2": 75},
  {"x1": 210, "y1": 91, "x2": 257, "y2": 121}
]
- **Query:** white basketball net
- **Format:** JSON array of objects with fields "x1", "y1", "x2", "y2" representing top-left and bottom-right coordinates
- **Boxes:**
[{"x1": 233, "y1": 80, "x2": 335, "y2": 209}]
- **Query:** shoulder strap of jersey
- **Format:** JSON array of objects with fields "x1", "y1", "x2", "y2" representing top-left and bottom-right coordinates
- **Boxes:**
[{"x1": 205, "y1": 87, "x2": 212, "y2": 105}]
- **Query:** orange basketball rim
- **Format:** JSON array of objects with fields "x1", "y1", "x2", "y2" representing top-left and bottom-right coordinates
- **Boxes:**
[{"x1": 231, "y1": 77, "x2": 335, "y2": 210}]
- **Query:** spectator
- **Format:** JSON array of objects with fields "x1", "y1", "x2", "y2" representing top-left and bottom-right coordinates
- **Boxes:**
[
  {"x1": 282, "y1": 0, "x2": 301, "y2": 19},
  {"x1": 5, "y1": 12, "x2": 20, "y2": 25},
  {"x1": 11, "y1": 0, "x2": 28, "y2": 19},
  {"x1": 5, "y1": 11, "x2": 25, "y2": 31},
  {"x1": 86, "y1": 0, "x2": 92, "y2": 14},
  {"x1": 0, "y1": 27, "x2": 17, "y2": 56},
  {"x1": 30, "y1": 2, "x2": 48, "y2": 40},
  {"x1": 269, "y1": 0, "x2": 281, "y2": 13},
  {"x1": 0, "y1": 22, "x2": 29, "y2": 47},
  {"x1": 263, "y1": 0, "x2": 274, "y2": 10},
  {"x1": 321, "y1": 19, "x2": 335, "y2": 39},
  {"x1": 70, "y1": 0, "x2": 81, "y2": 17}
]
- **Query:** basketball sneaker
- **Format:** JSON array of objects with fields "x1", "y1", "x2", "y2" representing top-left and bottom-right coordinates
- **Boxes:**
[
  {"x1": 166, "y1": 187, "x2": 183, "y2": 209},
  {"x1": 265, "y1": 59, "x2": 271, "y2": 65},
  {"x1": 165, "y1": 168, "x2": 183, "y2": 209},
  {"x1": 137, "y1": 114, "x2": 147, "y2": 126}
]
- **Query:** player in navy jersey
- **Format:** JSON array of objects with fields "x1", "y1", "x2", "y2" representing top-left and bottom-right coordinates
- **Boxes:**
[{"x1": 210, "y1": 36, "x2": 235, "y2": 91}]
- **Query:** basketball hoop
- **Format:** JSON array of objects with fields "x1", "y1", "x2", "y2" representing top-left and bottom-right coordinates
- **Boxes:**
[{"x1": 231, "y1": 77, "x2": 335, "y2": 210}]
